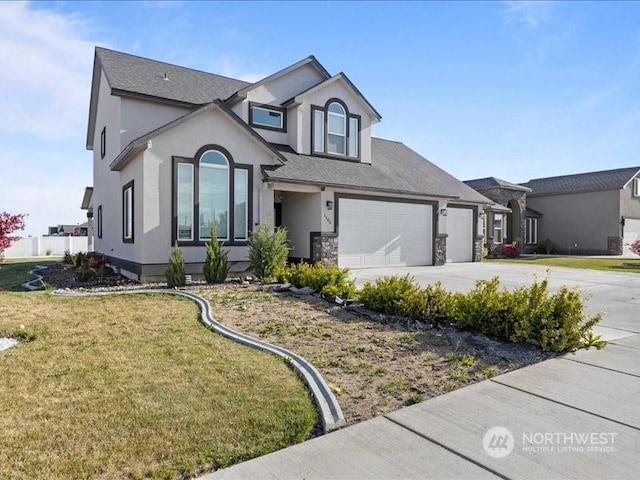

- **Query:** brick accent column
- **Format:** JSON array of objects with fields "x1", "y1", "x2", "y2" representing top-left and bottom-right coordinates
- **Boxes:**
[
  {"x1": 608, "y1": 236, "x2": 623, "y2": 255},
  {"x1": 310, "y1": 232, "x2": 338, "y2": 265},
  {"x1": 435, "y1": 234, "x2": 447, "y2": 266}
]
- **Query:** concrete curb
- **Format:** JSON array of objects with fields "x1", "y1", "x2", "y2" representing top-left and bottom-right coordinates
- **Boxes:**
[
  {"x1": 22, "y1": 265, "x2": 48, "y2": 291},
  {"x1": 53, "y1": 287, "x2": 346, "y2": 433}
]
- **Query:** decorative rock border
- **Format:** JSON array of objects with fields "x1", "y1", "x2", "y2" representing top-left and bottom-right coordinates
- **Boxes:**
[{"x1": 53, "y1": 287, "x2": 346, "y2": 433}]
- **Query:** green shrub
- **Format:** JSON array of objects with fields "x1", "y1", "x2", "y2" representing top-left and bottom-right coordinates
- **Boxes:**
[
  {"x1": 248, "y1": 224, "x2": 289, "y2": 281},
  {"x1": 63, "y1": 251, "x2": 74, "y2": 265},
  {"x1": 77, "y1": 252, "x2": 107, "y2": 282},
  {"x1": 537, "y1": 238, "x2": 555, "y2": 254},
  {"x1": 279, "y1": 262, "x2": 356, "y2": 298},
  {"x1": 398, "y1": 282, "x2": 452, "y2": 325},
  {"x1": 73, "y1": 252, "x2": 86, "y2": 269},
  {"x1": 203, "y1": 226, "x2": 229, "y2": 284},
  {"x1": 165, "y1": 243, "x2": 186, "y2": 288},
  {"x1": 359, "y1": 275, "x2": 419, "y2": 315}
]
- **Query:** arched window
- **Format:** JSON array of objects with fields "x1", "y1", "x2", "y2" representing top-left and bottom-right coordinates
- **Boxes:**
[
  {"x1": 327, "y1": 102, "x2": 346, "y2": 155},
  {"x1": 174, "y1": 145, "x2": 252, "y2": 245},
  {"x1": 312, "y1": 99, "x2": 360, "y2": 159},
  {"x1": 199, "y1": 150, "x2": 229, "y2": 240}
]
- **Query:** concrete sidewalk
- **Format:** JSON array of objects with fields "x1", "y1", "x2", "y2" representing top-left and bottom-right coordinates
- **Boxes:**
[
  {"x1": 205, "y1": 264, "x2": 640, "y2": 479},
  {"x1": 206, "y1": 335, "x2": 640, "y2": 479}
]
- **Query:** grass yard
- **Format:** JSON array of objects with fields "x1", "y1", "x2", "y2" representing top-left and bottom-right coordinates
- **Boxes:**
[
  {"x1": 487, "y1": 256, "x2": 640, "y2": 273},
  {"x1": 200, "y1": 287, "x2": 526, "y2": 425},
  {"x1": 0, "y1": 291, "x2": 316, "y2": 479},
  {"x1": 0, "y1": 257, "x2": 60, "y2": 291}
]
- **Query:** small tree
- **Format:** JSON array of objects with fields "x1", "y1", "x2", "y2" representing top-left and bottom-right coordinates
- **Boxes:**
[
  {"x1": 165, "y1": 243, "x2": 186, "y2": 288},
  {"x1": 0, "y1": 212, "x2": 27, "y2": 262},
  {"x1": 203, "y1": 225, "x2": 229, "y2": 284},
  {"x1": 248, "y1": 223, "x2": 289, "y2": 281}
]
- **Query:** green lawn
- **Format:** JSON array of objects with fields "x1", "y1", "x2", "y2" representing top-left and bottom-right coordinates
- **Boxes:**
[
  {"x1": 0, "y1": 290, "x2": 317, "y2": 479},
  {"x1": 0, "y1": 257, "x2": 60, "y2": 291},
  {"x1": 488, "y1": 256, "x2": 640, "y2": 273}
]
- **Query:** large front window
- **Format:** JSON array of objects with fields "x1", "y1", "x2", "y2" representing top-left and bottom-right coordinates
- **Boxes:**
[
  {"x1": 173, "y1": 146, "x2": 252, "y2": 245},
  {"x1": 312, "y1": 99, "x2": 360, "y2": 159}
]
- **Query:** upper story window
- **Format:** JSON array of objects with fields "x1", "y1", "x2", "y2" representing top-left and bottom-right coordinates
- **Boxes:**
[
  {"x1": 100, "y1": 127, "x2": 106, "y2": 159},
  {"x1": 249, "y1": 102, "x2": 286, "y2": 132},
  {"x1": 173, "y1": 145, "x2": 252, "y2": 246},
  {"x1": 633, "y1": 178, "x2": 640, "y2": 197},
  {"x1": 312, "y1": 99, "x2": 360, "y2": 160}
]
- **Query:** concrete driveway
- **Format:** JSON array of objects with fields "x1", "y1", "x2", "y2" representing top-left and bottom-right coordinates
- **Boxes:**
[
  {"x1": 352, "y1": 262, "x2": 640, "y2": 341},
  {"x1": 208, "y1": 263, "x2": 640, "y2": 479}
]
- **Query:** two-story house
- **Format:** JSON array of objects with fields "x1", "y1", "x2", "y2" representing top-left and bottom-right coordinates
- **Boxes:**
[{"x1": 85, "y1": 47, "x2": 491, "y2": 282}]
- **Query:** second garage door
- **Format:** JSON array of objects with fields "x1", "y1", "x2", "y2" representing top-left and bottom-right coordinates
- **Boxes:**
[
  {"x1": 623, "y1": 218, "x2": 640, "y2": 256},
  {"x1": 447, "y1": 207, "x2": 474, "y2": 263},
  {"x1": 338, "y1": 198, "x2": 433, "y2": 268}
]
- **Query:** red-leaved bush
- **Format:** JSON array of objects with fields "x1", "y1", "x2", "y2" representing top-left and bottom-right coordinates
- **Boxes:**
[
  {"x1": 0, "y1": 212, "x2": 27, "y2": 259},
  {"x1": 630, "y1": 239, "x2": 640, "y2": 256},
  {"x1": 501, "y1": 242, "x2": 520, "y2": 258}
]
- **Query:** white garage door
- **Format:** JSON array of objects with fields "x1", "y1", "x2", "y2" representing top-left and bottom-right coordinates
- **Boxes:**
[
  {"x1": 447, "y1": 207, "x2": 474, "y2": 263},
  {"x1": 338, "y1": 198, "x2": 432, "y2": 268},
  {"x1": 623, "y1": 219, "x2": 640, "y2": 256}
]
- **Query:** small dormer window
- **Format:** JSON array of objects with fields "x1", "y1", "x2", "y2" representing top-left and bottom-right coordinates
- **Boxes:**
[
  {"x1": 249, "y1": 102, "x2": 286, "y2": 132},
  {"x1": 312, "y1": 99, "x2": 360, "y2": 160}
]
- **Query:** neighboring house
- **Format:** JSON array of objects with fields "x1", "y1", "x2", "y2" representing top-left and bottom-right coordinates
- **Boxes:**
[
  {"x1": 47, "y1": 223, "x2": 89, "y2": 237},
  {"x1": 465, "y1": 166, "x2": 640, "y2": 256},
  {"x1": 85, "y1": 47, "x2": 491, "y2": 282}
]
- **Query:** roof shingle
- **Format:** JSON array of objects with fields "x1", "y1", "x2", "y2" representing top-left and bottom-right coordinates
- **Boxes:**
[
  {"x1": 464, "y1": 177, "x2": 530, "y2": 192},
  {"x1": 96, "y1": 47, "x2": 250, "y2": 105},
  {"x1": 264, "y1": 139, "x2": 491, "y2": 203},
  {"x1": 523, "y1": 167, "x2": 640, "y2": 196}
]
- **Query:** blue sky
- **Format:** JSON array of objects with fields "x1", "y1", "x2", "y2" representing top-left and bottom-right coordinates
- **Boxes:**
[{"x1": 1, "y1": 1, "x2": 640, "y2": 237}]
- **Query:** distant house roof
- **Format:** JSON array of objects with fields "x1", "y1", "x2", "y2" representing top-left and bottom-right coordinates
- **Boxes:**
[
  {"x1": 96, "y1": 47, "x2": 251, "y2": 105},
  {"x1": 522, "y1": 166, "x2": 640, "y2": 197},
  {"x1": 264, "y1": 138, "x2": 491, "y2": 203},
  {"x1": 464, "y1": 177, "x2": 530, "y2": 192},
  {"x1": 525, "y1": 206, "x2": 543, "y2": 217}
]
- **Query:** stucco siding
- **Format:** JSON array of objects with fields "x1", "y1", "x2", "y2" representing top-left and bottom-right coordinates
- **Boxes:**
[
  {"x1": 246, "y1": 63, "x2": 325, "y2": 105},
  {"x1": 139, "y1": 107, "x2": 281, "y2": 265},
  {"x1": 620, "y1": 177, "x2": 640, "y2": 219},
  {"x1": 281, "y1": 192, "x2": 322, "y2": 259},
  {"x1": 120, "y1": 98, "x2": 190, "y2": 149},
  {"x1": 92, "y1": 70, "x2": 122, "y2": 257},
  {"x1": 527, "y1": 190, "x2": 621, "y2": 253}
]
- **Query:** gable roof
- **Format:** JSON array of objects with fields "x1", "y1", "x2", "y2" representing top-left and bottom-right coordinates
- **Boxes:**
[
  {"x1": 87, "y1": 47, "x2": 252, "y2": 149},
  {"x1": 523, "y1": 166, "x2": 640, "y2": 196},
  {"x1": 110, "y1": 100, "x2": 286, "y2": 171},
  {"x1": 96, "y1": 47, "x2": 250, "y2": 105},
  {"x1": 263, "y1": 138, "x2": 491, "y2": 203},
  {"x1": 225, "y1": 55, "x2": 331, "y2": 105},
  {"x1": 464, "y1": 177, "x2": 530, "y2": 192},
  {"x1": 282, "y1": 72, "x2": 382, "y2": 122}
]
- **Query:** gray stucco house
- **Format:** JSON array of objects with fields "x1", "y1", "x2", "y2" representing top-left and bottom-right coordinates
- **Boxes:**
[
  {"x1": 465, "y1": 167, "x2": 640, "y2": 256},
  {"x1": 85, "y1": 47, "x2": 491, "y2": 282}
]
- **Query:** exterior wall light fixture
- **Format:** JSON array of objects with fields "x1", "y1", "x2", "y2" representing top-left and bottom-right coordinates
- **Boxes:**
[
  {"x1": 326, "y1": 200, "x2": 334, "y2": 210},
  {"x1": 439, "y1": 207, "x2": 448, "y2": 216}
]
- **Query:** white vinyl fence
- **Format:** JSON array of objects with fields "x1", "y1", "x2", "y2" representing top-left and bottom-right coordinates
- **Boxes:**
[{"x1": 3, "y1": 236, "x2": 89, "y2": 258}]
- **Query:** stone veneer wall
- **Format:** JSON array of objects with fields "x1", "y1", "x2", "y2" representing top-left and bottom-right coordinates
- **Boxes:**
[
  {"x1": 608, "y1": 236, "x2": 623, "y2": 255},
  {"x1": 476, "y1": 187, "x2": 527, "y2": 243},
  {"x1": 310, "y1": 232, "x2": 338, "y2": 265},
  {"x1": 474, "y1": 236, "x2": 484, "y2": 262},
  {"x1": 435, "y1": 234, "x2": 447, "y2": 266}
]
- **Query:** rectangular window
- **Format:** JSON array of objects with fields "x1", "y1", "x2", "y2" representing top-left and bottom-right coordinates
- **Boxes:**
[
  {"x1": 177, "y1": 163, "x2": 194, "y2": 241},
  {"x1": 123, "y1": 181, "x2": 134, "y2": 243},
  {"x1": 327, "y1": 112, "x2": 346, "y2": 155},
  {"x1": 348, "y1": 117, "x2": 359, "y2": 158},
  {"x1": 493, "y1": 213, "x2": 504, "y2": 243},
  {"x1": 313, "y1": 109, "x2": 324, "y2": 153},
  {"x1": 100, "y1": 127, "x2": 106, "y2": 159},
  {"x1": 634, "y1": 178, "x2": 640, "y2": 197},
  {"x1": 199, "y1": 164, "x2": 228, "y2": 240},
  {"x1": 526, "y1": 218, "x2": 538, "y2": 244},
  {"x1": 234, "y1": 169, "x2": 248, "y2": 240},
  {"x1": 97, "y1": 205, "x2": 103, "y2": 239},
  {"x1": 250, "y1": 104, "x2": 285, "y2": 131}
]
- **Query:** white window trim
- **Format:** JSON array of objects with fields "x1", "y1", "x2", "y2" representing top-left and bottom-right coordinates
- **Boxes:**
[{"x1": 526, "y1": 217, "x2": 538, "y2": 245}]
